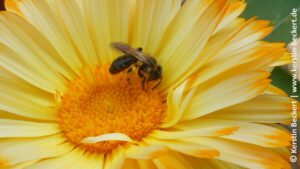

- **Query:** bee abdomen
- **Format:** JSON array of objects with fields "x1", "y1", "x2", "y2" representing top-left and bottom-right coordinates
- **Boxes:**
[{"x1": 109, "y1": 55, "x2": 138, "y2": 74}]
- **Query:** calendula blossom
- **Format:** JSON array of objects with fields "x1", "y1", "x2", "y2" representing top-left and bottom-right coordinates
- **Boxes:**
[{"x1": 0, "y1": 0, "x2": 297, "y2": 168}]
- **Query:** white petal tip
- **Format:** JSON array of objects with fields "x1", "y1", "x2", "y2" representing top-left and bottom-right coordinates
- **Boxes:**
[{"x1": 81, "y1": 133, "x2": 138, "y2": 144}]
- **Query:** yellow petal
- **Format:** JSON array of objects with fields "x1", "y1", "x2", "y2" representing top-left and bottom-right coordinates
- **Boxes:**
[
  {"x1": 0, "y1": 42, "x2": 64, "y2": 93},
  {"x1": 264, "y1": 85, "x2": 288, "y2": 96},
  {"x1": 204, "y1": 19, "x2": 273, "y2": 67},
  {"x1": 0, "y1": 119, "x2": 60, "y2": 138},
  {"x1": 0, "y1": 134, "x2": 72, "y2": 165},
  {"x1": 82, "y1": 0, "x2": 134, "y2": 64},
  {"x1": 67, "y1": 152, "x2": 104, "y2": 169},
  {"x1": 0, "y1": 76, "x2": 53, "y2": 107},
  {"x1": 145, "y1": 137, "x2": 219, "y2": 158},
  {"x1": 270, "y1": 52, "x2": 292, "y2": 66},
  {"x1": 151, "y1": 125, "x2": 238, "y2": 139},
  {"x1": 183, "y1": 137, "x2": 290, "y2": 169},
  {"x1": 10, "y1": 160, "x2": 39, "y2": 169},
  {"x1": 177, "y1": 119, "x2": 290, "y2": 147},
  {"x1": 126, "y1": 144, "x2": 168, "y2": 160},
  {"x1": 137, "y1": 160, "x2": 157, "y2": 169},
  {"x1": 184, "y1": 156, "x2": 247, "y2": 169},
  {"x1": 161, "y1": 81, "x2": 196, "y2": 128},
  {"x1": 214, "y1": 0, "x2": 246, "y2": 33},
  {"x1": 272, "y1": 147, "x2": 290, "y2": 161},
  {"x1": 204, "y1": 94, "x2": 293, "y2": 124},
  {"x1": 182, "y1": 71, "x2": 270, "y2": 120},
  {"x1": 191, "y1": 42, "x2": 285, "y2": 88},
  {"x1": 131, "y1": 0, "x2": 181, "y2": 53},
  {"x1": 0, "y1": 11, "x2": 75, "y2": 81},
  {"x1": 0, "y1": 158, "x2": 10, "y2": 169},
  {"x1": 5, "y1": 0, "x2": 83, "y2": 74},
  {"x1": 0, "y1": 77, "x2": 56, "y2": 121},
  {"x1": 25, "y1": 148, "x2": 84, "y2": 169},
  {"x1": 153, "y1": 151, "x2": 194, "y2": 169},
  {"x1": 86, "y1": 153, "x2": 105, "y2": 169},
  {"x1": 104, "y1": 147, "x2": 125, "y2": 169},
  {"x1": 121, "y1": 159, "x2": 140, "y2": 169},
  {"x1": 173, "y1": 18, "x2": 256, "y2": 87},
  {"x1": 54, "y1": 0, "x2": 98, "y2": 66},
  {"x1": 25, "y1": 148, "x2": 104, "y2": 169},
  {"x1": 158, "y1": 0, "x2": 227, "y2": 91}
]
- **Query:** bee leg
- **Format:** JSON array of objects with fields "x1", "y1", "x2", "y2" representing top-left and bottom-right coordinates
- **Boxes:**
[
  {"x1": 126, "y1": 65, "x2": 138, "y2": 86},
  {"x1": 142, "y1": 77, "x2": 147, "y2": 91},
  {"x1": 125, "y1": 68, "x2": 132, "y2": 85},
  {"x1": 138, "y1": 68, "x2": 147, "y2": 91},
  {"x1": 152, "y1": 77, "x2": 162, "y2": 89}
]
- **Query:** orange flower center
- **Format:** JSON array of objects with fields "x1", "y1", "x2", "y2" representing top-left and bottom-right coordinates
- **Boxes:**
[{"x1": 57, "y1": 66, "x2": 166, "y2": 153}]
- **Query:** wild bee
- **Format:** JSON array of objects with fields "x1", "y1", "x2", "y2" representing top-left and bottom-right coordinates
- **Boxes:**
[{"x1": 109, "y1": 42, "x2": 162, "y2": 89}]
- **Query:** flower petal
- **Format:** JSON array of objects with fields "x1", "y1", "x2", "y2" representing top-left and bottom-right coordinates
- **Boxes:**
[
  {"x1": 158, "y1": 0, "x2": 227, "y2": 91},
  {"x1": 131, "y1": 0, "x2": 181, "y2": 53},
  {"x1": 0, "y1": 78, "x2": 56, "y2": 121},
  {"x1": 5, "y1": 0, "x2": 84, "y2": 74},
  {"x1": 121, "y1": 159, "x2": 139, "y2": 169},
  {"x1": 54, "y1": 0, "x2": 99, "y2": 66},
  {"x1": 188, "y1": 18, "x2": 275, "y2": 84},
  {"x1": 0, "y1": 119, "x2": 60, "y2": 138},
  {"x1": 81, "y1": 133, "x2": 136, "y2": 144},
  {"x1": 203, "y1": 94, "x2": 293, "y2": 124},
  {"x1": 177, "y1": 119, "x2": 291, "y2": 147},
  {"x1": 150, "y1": 125, "x2": 238, "y2": 139},
  {"x1": 190, "y1": 42, "x2": 285, "y2": 88},
  {"x1": 0, "y1": 40, "x2": 65, "y2": 93},
  {"x1": 264, "y1": 85, "x2": 288, "y2": 96},
  {"x1": 25, "y1": 148, "x2": 104, "y2": 169},
  {"x1": 126, "y1": 144, "x2": 169, "y2": 160},
  {"x1": 10, "y1": 160, "x2": 39, "y2": 169},
  {"x1": 210, "y1": 20, "x2": 273, "y2": 64},
  {"x1": 183, "y1": 156, "x2": 246, "y2": 169},
  {"x1": 24, "y1": 148, "x2": 84, "y2": 169},
  {"x1": 0, "y1": 11, "x2": 75, "y2": 81},
  {"x1": 104, "y1": 147, "x2": 125, "y2": 169},
  {"x1": 137, "y1": 160, "x2": 157, "y2": 169},
  {"x1": 0, "y1": 76, "x2": 53, "y2": 107},
  {"x1": 214, "y1": 0, "x2": 246, "y2": 33},
  {"x1": 145, "y1": 137, "x2": 219, "y2": 159},
  {"x1": 0, "y1": 134, "x2": 72, "y2": 165},
  {"x1": 270, "y1": 52, "x2": 292, "y2": 67},
  {"x1": 82, "y1": 0, "x2": 134, "y2": 64},
  {"x1": 183, "y1": 137, "x2": 290, "y2": 169},
  {"x1": 182, "y1": 71, "x2": 270, "y2": 120},
  {"x1": 153, "y1": 151, "x2": 194, "y2": 169},
  {"x1": 161, "y1": 81, "x2": 197, "y2": 128}
]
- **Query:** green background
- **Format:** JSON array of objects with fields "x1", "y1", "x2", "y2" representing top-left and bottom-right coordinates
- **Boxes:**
[{"x1": 242, "y1": 0, "x2": 300, "y2": 98}]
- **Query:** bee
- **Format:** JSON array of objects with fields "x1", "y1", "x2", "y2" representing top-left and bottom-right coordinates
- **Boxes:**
[{"x1": 109, "y1": 42, "x2": 162, "y2": 89}]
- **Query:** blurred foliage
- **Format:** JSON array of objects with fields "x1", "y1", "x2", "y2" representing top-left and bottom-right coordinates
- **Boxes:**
[{"x1": 242, "y1": 0, "x2": 300, "y2": 97}]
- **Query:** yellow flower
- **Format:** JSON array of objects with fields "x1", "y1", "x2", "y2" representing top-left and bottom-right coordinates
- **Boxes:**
[{"x1": 0, "y1": 0, "x2": 296, "y2": 169}]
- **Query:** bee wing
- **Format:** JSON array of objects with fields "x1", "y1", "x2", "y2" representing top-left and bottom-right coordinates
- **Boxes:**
[{"x1": 110, "y1": 42, "x2": 149, "y2": 63}]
